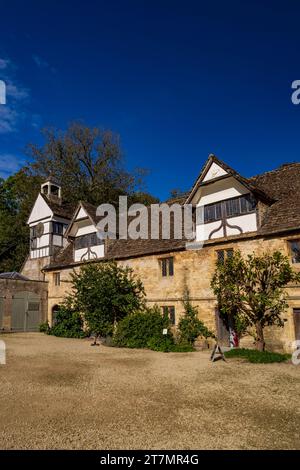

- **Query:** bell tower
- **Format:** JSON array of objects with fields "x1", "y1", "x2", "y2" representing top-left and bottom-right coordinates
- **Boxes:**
[
  {"x1": 41, "y1": 176, "x2": 62, "y2": 205},
  {"x1": 21, "y1": 176, "x2": 71, "y2": 281}
]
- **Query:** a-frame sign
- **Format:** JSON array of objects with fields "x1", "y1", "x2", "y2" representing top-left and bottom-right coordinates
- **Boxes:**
[{"x1": 210, "y1": 343, "x2": 226, "y2": 362}]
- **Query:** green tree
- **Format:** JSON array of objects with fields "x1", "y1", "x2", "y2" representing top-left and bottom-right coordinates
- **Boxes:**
[
  {"x1": 129, "y1": 191, "x2": 159, "y2": 206},
  {"x1": 0, "y1": 170, "x2": 41, "y2": 272},
  {"x1": 178, "y1": 300, "x2": 214, "y2": 345},
  {"x1": 69, "y1": 262, "x2": 145, "y2": 338},
  {"x1": 0, "y1": 123, "x2": 158, "y2": 272},
  {"x1": 26, "y1": 122, "x2": 154, "y2": 206},
  {"x1": 211, "y1": 250, "x2": 300, "y2": 351}
]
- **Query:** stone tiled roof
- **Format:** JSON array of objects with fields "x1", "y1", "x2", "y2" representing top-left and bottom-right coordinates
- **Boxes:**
[
  {"x1": 250, "y1": 163, "x2": 300, "y2": 235},
  {"x1": 80, "y1": 201, "x2": 103, "y2": 224},
  {"x1": 43, "y1": 161, "x2": 300, "y2": 271},
  {"x1": 45, "y1": 237, "x2": 185, "y2": 271},
  {"x1": 46, "y1": 208, "x2": 187, "y2": 270}
]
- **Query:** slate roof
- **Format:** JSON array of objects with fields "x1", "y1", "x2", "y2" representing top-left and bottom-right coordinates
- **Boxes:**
[
  {"x1": 0, "y1": 272, "x2": 30, "y2": 280},
  {"x1": 43, "y1": 160, "x2": 300, "y2": 271}
]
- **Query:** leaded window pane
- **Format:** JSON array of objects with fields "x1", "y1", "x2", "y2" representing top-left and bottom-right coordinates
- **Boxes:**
[
  {"x1": 168, "y1": 258, "x2": 174, "y2": 276},
  {"x1": 162, "y1": 259, "x2": 167, "y2": 276},
  {"x1": 217, "y1": 250, "x2": 225, "y2": 264},
  {"x1": 162, "y1": 306, "x2": 168, "y2": 317},
  {"x1": 204, "y1": 205, "x2": 215, "y2": 223},
  {"x1": 225, "y1": 198, "x2": 240, "y2": 217},
  {"x1": 215, "y1": 202, "x2": 222, "y2": 220},
  {"x1": 169, "y1": 306, "x2": 175, "y2": 325}
]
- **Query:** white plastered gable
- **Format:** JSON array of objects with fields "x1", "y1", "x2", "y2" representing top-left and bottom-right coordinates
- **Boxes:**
[
  {"x1": 66, "y1": 203, "x2": 97, "y2": 238},
  {"x1": 76, "y1": 206, "x2": 88, "y2": 220},
  {"x1": 202, "y1": 161, "x2": 228, "y2": 182},
  {"x1": 27, "y1": 194, "x2": 53, "y2": 224}
]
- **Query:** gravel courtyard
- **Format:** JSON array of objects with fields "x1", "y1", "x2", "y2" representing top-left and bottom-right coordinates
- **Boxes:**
[{"x1": 0, "y1": 333, "x2": 299, "y2": 450}]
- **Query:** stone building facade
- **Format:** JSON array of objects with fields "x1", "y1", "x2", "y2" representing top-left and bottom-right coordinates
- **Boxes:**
[{"x1": 21, "y1": 155, "x2": 300, "y2": 352}]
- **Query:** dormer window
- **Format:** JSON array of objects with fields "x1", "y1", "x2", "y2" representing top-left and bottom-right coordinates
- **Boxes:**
[
  {"x1": 74, "y1": 233, "x2": 103, "y2": 250},
  {"x1": 204, "y1": 194, "x2": 256, "y2": 223}
]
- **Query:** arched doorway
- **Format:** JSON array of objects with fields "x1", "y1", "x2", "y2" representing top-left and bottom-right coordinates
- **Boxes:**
[{"x1": 52, "y1": 305, "x2": 60, "y2": 326}]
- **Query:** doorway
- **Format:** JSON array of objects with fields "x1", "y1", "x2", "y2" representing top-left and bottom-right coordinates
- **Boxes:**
[
  {"x1": 215, "y1": 308, "x2": 230, "y2": 346},
  {"x1": 293, "y1": 308, "x2": 300, "y2": 341},
  {"x1": 11, "y1": 292, "x2": 41, "y2": 332}
]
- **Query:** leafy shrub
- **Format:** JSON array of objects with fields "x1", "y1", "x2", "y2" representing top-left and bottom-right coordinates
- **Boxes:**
[
  {"x1": 147, "y1": 335, "x2": 175, "y2": 352},
  {"x1": 39, "y1": 322, "x2": 50, "y2": 334},
  {"x1": 113, "y1": 306, "x2": 196, "y2": 353},
  {"x1": 113, "y1": 306, "x2": 172, "y2": 349},
  {"x1": 224, "y1": 348, "x2": 291, "y2": 363},
  {"x1": 178, "y1": 301, "x2": 215, "y2": 345},
  {"x1": 49, "y1": 300, "x2": 87, "y2": 338}
]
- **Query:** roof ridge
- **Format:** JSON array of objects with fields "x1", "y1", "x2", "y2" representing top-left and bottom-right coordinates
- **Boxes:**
[{"x1": 250, "y1": 162, "x2": 300, "y2": 180}]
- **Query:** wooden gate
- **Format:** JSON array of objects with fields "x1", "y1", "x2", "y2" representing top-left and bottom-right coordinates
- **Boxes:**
[
  {"x1": 293, "y1": 308, "x2": 300, "y2": 341},
  {"x1": 11, "y1": 292, "x2": 41, "y2": 332}
]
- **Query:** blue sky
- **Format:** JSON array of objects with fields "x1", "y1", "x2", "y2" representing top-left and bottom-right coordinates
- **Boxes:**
[{"x1": 0, "y1": 0, "x2": 300, "y2": 200}]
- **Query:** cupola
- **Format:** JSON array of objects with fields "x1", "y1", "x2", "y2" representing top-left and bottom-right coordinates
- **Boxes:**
[{"x1": 41, "y1": 176, "x2": 62, "y2": 204}]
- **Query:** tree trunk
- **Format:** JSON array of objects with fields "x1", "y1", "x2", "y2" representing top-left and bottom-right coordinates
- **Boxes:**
[{"x1": 255, "y1": 322, "x2": 265, "y2": 351}]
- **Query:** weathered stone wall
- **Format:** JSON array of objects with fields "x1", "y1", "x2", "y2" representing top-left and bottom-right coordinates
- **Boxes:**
[
  {"x1": 0, "y1": 278, "x2": 48, "y2": 331},
  {"x1": 45, "y1": 234, "x2": 300, "y2": 352},
  {"x1": 21, "y1": 256, "x2": 51, "y2": 281},
  {"x1": 47, "y1": 268, "x2": 74, "y2": 324}
]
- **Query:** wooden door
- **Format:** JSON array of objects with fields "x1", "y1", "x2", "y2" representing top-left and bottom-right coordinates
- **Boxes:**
[{"x1": 293, "y1": 309, "x2": 300, "y2": 340}]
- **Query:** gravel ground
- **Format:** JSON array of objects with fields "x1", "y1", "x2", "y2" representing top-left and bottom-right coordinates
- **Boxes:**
[{"x1": 0, "y1": 333, "x2": 299, "y2": 450}]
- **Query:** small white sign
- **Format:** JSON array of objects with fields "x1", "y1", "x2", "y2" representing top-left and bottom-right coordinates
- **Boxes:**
[{"x1": 162, "y1": 328, "x2": 168, "y2": 336}]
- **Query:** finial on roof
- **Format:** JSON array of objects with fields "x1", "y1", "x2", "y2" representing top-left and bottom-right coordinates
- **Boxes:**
[{"x1": 43, "y1": 174, "x2": 59, "y2": 185}]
